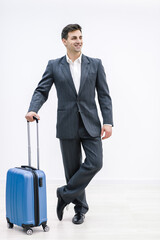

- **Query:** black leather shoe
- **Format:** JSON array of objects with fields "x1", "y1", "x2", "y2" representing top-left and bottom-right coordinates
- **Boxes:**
[
  {"x1": 56, "y1": 188, "x2": 67, "y2": 221},
  {"x1": 72, "y1": 213, "x2": 85, "y2": 224}
]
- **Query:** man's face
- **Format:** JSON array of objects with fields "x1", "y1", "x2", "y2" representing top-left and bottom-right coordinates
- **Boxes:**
[{"x1": 62, "y1": 30, "x2": 83, "y2": 53}]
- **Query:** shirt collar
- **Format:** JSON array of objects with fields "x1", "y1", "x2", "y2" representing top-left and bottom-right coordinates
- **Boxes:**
[{"x1": 66, "y1": 53, "x2": 82, "y2": 64}]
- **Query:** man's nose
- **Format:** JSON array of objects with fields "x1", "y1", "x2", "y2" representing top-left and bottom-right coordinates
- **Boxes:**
[{"x1": 76, "y1": 38, "x2": 82, "y2": 43}]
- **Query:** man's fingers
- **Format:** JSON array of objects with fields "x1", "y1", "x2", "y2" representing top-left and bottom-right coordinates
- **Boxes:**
[
  {"x1": 34, "y1": 114, "x2": 40, "y2": 121},
  {"x1": 101, "y1": 130, "x2": 112, "y2": 140},
  {"x1": 36, "y1": 115, "x2": 40, "y2": 120},
  {"x1": 101, "y1": 129, "x2": 104, "y2": 137},
  {"x1": 25, "y1": 115, "x2": 33, "y2": 122},
  {"x1": 102, "y1": 131, "x2": 107, "y2": 140},
  {"x1": 25, "y1": 112, "x2": 40, "y2": 122}
]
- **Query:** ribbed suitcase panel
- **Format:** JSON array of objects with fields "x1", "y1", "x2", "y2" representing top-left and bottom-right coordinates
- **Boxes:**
[{"x1": 6, "y1": 168, "x2": 35, "y2": 226}]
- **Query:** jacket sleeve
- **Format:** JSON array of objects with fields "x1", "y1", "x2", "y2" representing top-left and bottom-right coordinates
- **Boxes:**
[
  {"x1": 96, "y1": 59, "x2": 114, "y2": 126},
  {"x1": 28, "y1": 60, "x2": 54, "y2": 113}
]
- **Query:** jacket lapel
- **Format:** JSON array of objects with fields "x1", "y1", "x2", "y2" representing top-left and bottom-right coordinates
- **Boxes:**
[
  {"x1": 78, "y1": 54, "x2": 90, "y2": 96},
  {"x1": 60, "y1": 54, "x2": 90, "y2": 97}
]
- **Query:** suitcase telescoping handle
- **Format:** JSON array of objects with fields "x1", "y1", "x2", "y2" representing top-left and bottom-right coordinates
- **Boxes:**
[{"x1": 26, "y1": 116, "x2": 40, "y2": 170}]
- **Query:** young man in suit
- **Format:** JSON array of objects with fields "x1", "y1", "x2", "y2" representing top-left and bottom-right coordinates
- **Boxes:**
[{"x1": 25, "y1": 24, "x2": 113, "y2": 224}]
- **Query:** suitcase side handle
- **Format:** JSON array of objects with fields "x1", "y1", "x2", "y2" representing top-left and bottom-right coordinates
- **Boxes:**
[{"x1": 27, "y1": 117, "x2": 40, "y2": 170}]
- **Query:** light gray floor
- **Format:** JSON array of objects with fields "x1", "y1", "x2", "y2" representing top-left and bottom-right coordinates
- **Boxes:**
[{"x1": 1, "y1": 180, "x2": 160, "y2": 240}]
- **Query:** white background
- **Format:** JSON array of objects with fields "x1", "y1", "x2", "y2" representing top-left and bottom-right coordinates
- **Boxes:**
[{"x1": 0, "y1": 0, "x2": 160, "y2": 182}]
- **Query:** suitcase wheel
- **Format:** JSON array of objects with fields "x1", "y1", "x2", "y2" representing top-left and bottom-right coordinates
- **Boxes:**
[
  {"x1": 43, "y1": 225, "x2": 50, "y2": 232},
  {"x1": 26, "y1": 228, "x2": 33, "y2": 235},
  {"x1": 7, "y1": 222, "x2": 14, "y2": 229}
]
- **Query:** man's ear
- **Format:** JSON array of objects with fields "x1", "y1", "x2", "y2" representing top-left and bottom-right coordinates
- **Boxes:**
[{"x1": 62, "y1": 38, "x2": 67, "y2": 46}]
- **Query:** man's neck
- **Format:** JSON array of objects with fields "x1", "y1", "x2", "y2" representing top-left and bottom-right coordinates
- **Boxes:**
[{"x1": 67, "y1": 52, "x2": 81, "y2": 62}]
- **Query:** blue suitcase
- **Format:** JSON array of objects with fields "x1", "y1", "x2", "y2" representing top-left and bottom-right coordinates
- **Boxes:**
[{"x1": 6, "y1": 117, "x2": 49, "y2": 235}]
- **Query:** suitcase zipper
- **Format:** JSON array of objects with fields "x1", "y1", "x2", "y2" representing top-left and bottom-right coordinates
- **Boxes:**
[{"x1": 32, "y1": 170, "x2": 39, "y2": 226}]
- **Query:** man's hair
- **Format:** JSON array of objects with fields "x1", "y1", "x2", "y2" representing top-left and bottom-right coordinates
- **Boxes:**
[{"x1": 61, "y1": 24, "x2": 82, "y2": 40}]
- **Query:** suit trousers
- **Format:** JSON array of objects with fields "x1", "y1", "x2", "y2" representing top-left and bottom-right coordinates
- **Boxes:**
[{"x1": 59, "y1": 112, "x2": 103, "y2": 214}]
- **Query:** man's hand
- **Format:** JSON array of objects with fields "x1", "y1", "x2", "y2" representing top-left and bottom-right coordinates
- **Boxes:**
[
  {"x1": 101, "y1": 125, "x2": 112, "y2": 140},
  {"x1": 25, "y1": 111, "x2": 40, "y2": 122}
]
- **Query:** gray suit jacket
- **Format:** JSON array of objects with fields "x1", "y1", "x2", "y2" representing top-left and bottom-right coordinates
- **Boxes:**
[{"x1": 28, "y1": 54, "x2": 113, "y2": 139}]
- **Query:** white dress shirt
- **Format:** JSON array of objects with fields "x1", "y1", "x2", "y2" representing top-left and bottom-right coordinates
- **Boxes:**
[
  {"x1": 66, "y1": 54, "x2": 112, "y2": 127},
  {"x1": 66, "y1": 53, "x2": 82, "y2": 94}
]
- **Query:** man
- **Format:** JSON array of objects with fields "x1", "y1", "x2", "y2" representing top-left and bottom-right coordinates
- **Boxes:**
[{"x1": 25, "y1": 24, "x2": 113, "y2": 224}]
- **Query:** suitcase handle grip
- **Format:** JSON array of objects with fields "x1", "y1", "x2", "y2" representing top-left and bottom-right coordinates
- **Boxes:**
[
  {"x1": 21, "y1": 165, "x2": 37, "y2": 170},
  {"x1": 33, "y1": 116, "x2": 39, "y2": 123}
]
